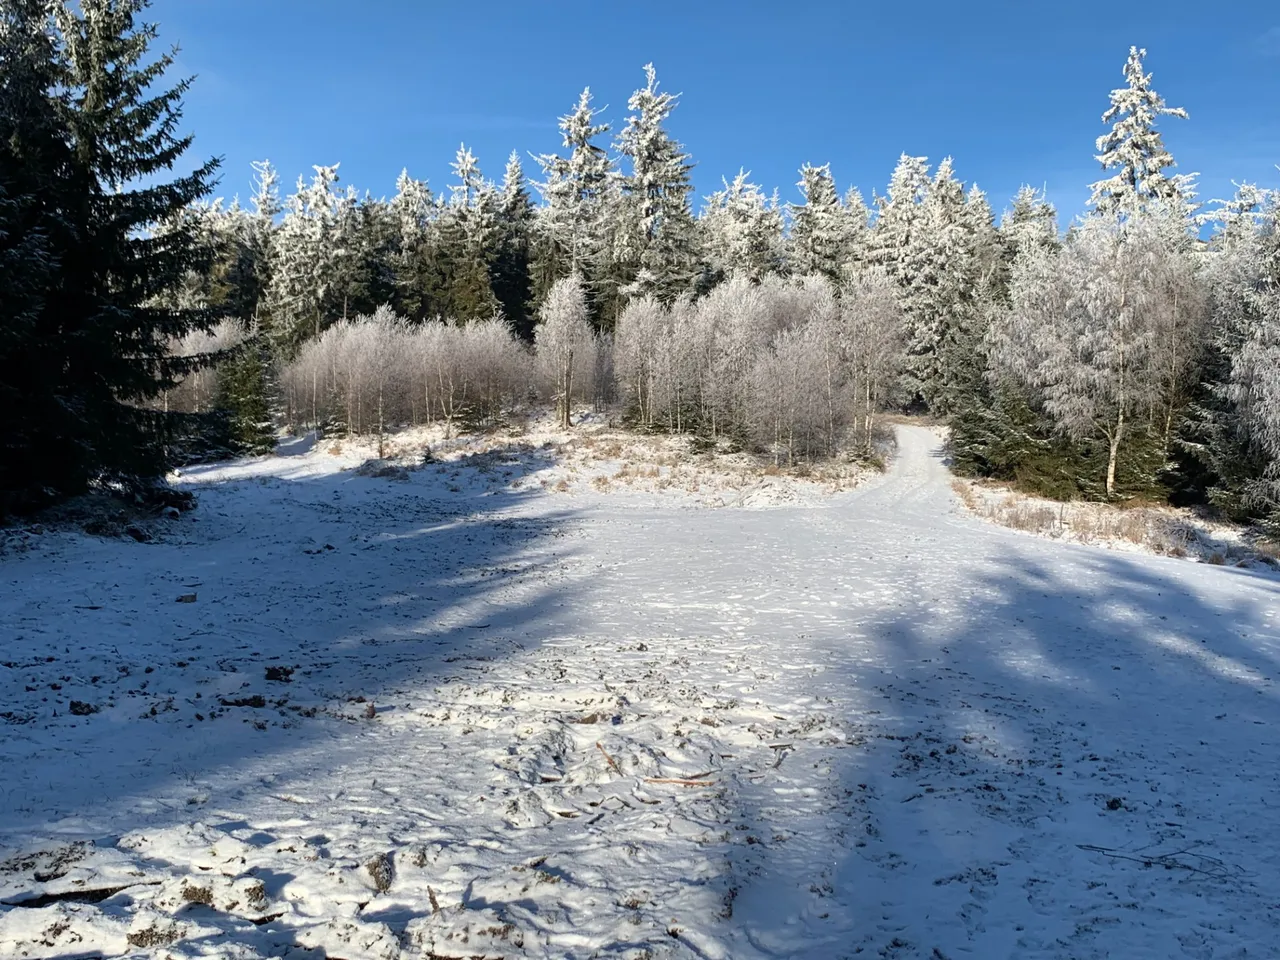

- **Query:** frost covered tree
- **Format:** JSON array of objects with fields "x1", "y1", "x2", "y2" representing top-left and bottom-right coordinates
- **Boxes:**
[
  {"x1": 493, "y1": 151, "x2": 536, "y2": 339},
  {"x1": 280, "y1": 309, "x2": 527, "y2": 437},
  {"x1": 532, "y1": 88, "x2": 615, "y2": 315},
  {"x1": 699, "y1": 170, "x2": 785, "y2": 282},
  {"x1": 872, "y1": 156, "x2": 995, "y2": 412},
  {"x1": 993, "y1": 210, "x2": 1205, "y2": 497},
  {"x1": 388, "y1": 167, "x2": 440, "y2": 321},
  {"x1": 1088, "y1": 47, "x2": 1190, "y2": 218},
  {"x1": 1001, "y1": 185, "x2": 1059, "y2": 264},
  {"x1": 265, "y1": 164, "x2": 343, "y2": 354},
  {"x1": 945, "y1": 186, "x2": 1060, "y2": 477},
  {"x1": 790, "y1": 163, "x2": 846, "y2": 282},
  {"x1": 843, "y1": 268, "x2": 905, "y2": 453},
  {"x1": 613, "y1": 273, "x2": 901, "y2": 460},
  {"x1": 437, "y1": 143, "x2": 501, "y2": 320},
  {"x1": 536, "y1": 275, "x2": 593, "y2": 427},
  {"x1": 839, "y1": 187, "x2": 872, "y2": 278},
  {"x1": 1179, "y1": 184, "x2": 1279, "y2": 520},
  {"x1": 865, "y1": 154, "x2": 930, "y2": 283},
  {"x1": 614, "y1": 64, "x2": 700, "y2": 309}
]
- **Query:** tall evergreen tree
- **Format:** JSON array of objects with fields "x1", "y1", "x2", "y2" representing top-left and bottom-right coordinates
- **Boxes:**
[
  {"x1": 614, "y1": 64, "x2": 699, "y2": 310},
  {"x1": 699, "y1": 169, "x2": 785, "y2": 282},
  {"x1": 1088, "y1": 47, "x2": 1190, "y2": 217},
  {"x1": 789, "y1": 163, "x2": 845, "y2": 281},
  {"x1": 0, "y1": 0, "x2": 67, "y2": 514},
  {"x1": 493, "y1": 151, "x2": 536, "y2": 339},
  {"x1": 1, "y1": 0, "x2": 220, "y2": 509},
  {"x1": 437, "y1": 143, "x2": 500, "y2": 320},
  {"x1": 865, "y1": 154, "x2": 929, "y2": 283},
  {"x1": 839, "y1": 186, "x2": 872, "y2": 278},
  {"x1": 265, "y1": 165, "x2": 341, "y2": 354},
  {"x1": 1177, "y1": 184, "x2": 1277, "y2": 516},
  {"x1": 387, "y1": 167, "x2": 437, "y2": 322},
  {"x1": 531, "y1": 88, "x2": 615, "y2": 316}
]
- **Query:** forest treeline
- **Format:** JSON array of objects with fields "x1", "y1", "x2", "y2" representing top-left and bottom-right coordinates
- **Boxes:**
[{"x1": 1, "y1": 1, "x2": 1278, "y2": 531}]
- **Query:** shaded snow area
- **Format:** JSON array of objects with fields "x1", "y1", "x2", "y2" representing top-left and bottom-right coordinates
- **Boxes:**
[{"x1": 2, "y1": 426, "x2": 1280, "y2": 959}]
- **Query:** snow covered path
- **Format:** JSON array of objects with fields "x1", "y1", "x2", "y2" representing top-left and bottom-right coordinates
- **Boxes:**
[{"x1": 3, "y1": 426, "x2": 1280, "y2": 959}]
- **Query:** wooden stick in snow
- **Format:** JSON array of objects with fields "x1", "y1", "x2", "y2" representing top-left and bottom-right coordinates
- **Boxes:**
[{"x1": 596, "y1": 742, "x2": 623, "y2": 776}]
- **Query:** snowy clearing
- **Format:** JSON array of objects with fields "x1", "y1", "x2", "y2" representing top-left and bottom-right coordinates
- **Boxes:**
[{"x1": 2, "y1": 425, "x2": 1279, "y2": 959}]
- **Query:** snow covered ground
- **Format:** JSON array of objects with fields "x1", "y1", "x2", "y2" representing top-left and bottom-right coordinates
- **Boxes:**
[{"x1": 2, "y1": 425, "x2": 1279, "y2": 959}]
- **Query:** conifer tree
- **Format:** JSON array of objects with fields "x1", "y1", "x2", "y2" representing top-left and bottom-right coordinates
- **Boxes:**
[
  {"x1": 789, "y1": 163, "x2": 845, "y2": 281},
  {"x1": 1088, "y1": 47, "x2": 1190, "y2": 217},
  {"x1": 493, "y1": 151, "x2": 536, "y2": 339},
  {"x1": 839, "y1": 187, "x2": 872, "y2": 277},
  {"x1": 614, "y1": 64, "x2": 699, "y2": 309},
  {"x1": 1000, "y1": 185, "x2": 1059, "y2": 266},
  {"x1": 0, "y1": 0, "x2": 66, "y2": 513},
  {"x1": 866, "y1": 154, "x2": 930, "y2": 281},
  {"x1": 5, "y1": 0, "x2": 221, "y2": 505},
  {"x1": 388, "y1": 168, "x2": 437, "y2": 321},
  {"x1": 532, "y1": 88, "x2": 615, "y2": 314},
  {"x1": 699, "y1": 170, "x2": 785, "y2": 283},
  {"x1": 266, "y1": 165, "x2": 341, "y2": 354},
  {"x1": 1178, "y1": 184, "x2": 1277, "y2": 517},
  {"x1": 438, "y1": 144, "x2": 500, "y2": 320}
]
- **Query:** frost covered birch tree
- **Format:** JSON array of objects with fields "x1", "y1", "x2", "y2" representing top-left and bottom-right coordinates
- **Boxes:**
[
  {"x1": 995, "y1": 211, "x2": 1204, "y2": 496},
  {"x1": 536, "y1": 275, "x2": 593, "y2": 428}
]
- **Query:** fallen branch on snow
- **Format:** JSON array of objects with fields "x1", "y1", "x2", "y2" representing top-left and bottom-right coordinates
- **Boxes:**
[
  {"x1": 596, "y1": 741, "x2": 623, "y2": 776},
  {"x1": 1077, "y1": 844, "x2": 1245, "y2": 880}
]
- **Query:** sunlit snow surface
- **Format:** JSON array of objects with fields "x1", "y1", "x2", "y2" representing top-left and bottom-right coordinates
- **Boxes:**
[{"x1": 2, "y1": 426, "x2": 1278, "y2": 958}]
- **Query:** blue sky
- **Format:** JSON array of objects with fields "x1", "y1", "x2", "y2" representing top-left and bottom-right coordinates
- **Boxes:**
[{"x1": 152, "y1": 0, "x2": 1280, "y2": 224}]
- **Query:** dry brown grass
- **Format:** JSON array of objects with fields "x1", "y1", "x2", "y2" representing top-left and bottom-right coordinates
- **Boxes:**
[
  {"x1": 951, "y1": 478, "x2": 1199, "y2": 557},
  {"x1": 1254, "y1": 539, "x2": 1280, "y2": 564},
  {"x1": 612, "y1": 463, "x2": 662, "y2": 481}
]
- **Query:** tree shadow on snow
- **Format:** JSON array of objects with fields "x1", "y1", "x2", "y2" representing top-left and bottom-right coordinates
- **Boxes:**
[
  {"x1": 0, "y1": 445, "x2": 583, "y2": 838},
  {"x1": 725, "y1": 531, "x2": 1280, "y2": 958}
]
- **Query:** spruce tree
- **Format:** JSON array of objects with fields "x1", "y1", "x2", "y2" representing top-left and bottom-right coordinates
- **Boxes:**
[
  {"x1": 532, "y1": 88, "x2": 615, "y2": 317},
  {"x1": 3, "y1": 0, "x2": 220, "y2": 507},
  {"x1": 839, "y1": 187, "x2": 872, "y2": 278},
  {"x1": 1177, "y1": 185, "x2": 1277, "y2": 517},
  {"x1": 388, "y1": 168, "x2": 437, "y2": 322},
  {"x1": 699, "y1": 169, "x2": 785, "y2": 282},
  {"x1": 438, "y1": 143, "x2": 500, "y2": 320},
  {"x1": 493, "y1": 151, "x2": 536, "y2": 339},
  {"x1": 265, "y1": 166, "x2": 340, "y2": 354},
  {"x1": 1088, "y1": 47, "x2": 1190, "y2": 217},
  {"x1": 789, "y1": 163, "x2": 844, "y2": 282},
  {"x1": 614, "y1": 64, "x2": 699, "y2": 309}
]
